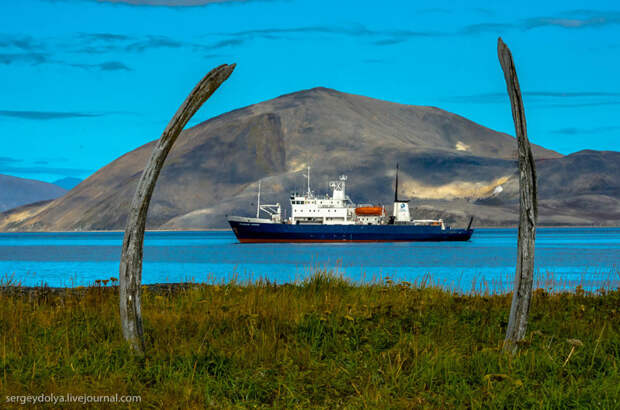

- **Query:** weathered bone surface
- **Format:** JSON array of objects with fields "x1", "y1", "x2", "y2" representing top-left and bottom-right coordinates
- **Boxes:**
[
  {"x1": 119, "y1": 64, "x2": 235, "y2": 353},
  {"x1": 497, "y1": 38, "x2": 538, "y2": 353}
]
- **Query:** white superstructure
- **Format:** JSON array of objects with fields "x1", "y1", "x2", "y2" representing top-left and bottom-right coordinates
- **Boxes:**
[
  {"x1": 242, "y1": 164, "x2": 446, "y2": 229},
  {"x1": 289, "y1": 172, "x2": 355, "y2": 224}
]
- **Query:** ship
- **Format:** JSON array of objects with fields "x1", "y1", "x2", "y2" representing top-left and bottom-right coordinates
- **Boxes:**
[{"x1": 227, "y1": 164, "x2": 474, "y2": 243}]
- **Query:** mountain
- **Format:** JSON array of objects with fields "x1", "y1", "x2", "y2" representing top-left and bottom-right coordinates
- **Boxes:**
[
  {"x1": 52, "y1": 177, "x2": 83, "y2": 190},
  {"x1": 0, "y1": 174, "x2": 67, "y2": 212},
  {"x1": 0, "y1": 87, "x2": 616, "y2": 231},
  {"x1": 410, "y1": 150, "x2": 620, "y2": 226}
]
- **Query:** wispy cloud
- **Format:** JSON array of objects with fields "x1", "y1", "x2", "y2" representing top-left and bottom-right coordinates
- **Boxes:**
[
  {"x1": 72, "y1": 32, "x2": 242, "y2": 55},
  {"x1": 125, "y1": 35, "x2": 184, "y2": 52},
  {"x1": 3, "y1": 9, "x2": 619, "y2": 72},
  {"x1": 0, "y1": 157, "x2": 21, "y2": 164},
  {"x1": 528, "y1": 91, "x2": 620, "y2": 97},
  {"x1": 0, "y1": 35, "x2": 44, "y2": 51},
  {"x1": 552, "y1": 126, "x2": 620, "y2": 135},
  {"x1": 0, "y1": 52, "x2": 50, "y2": 65},
  {"x1": 77, "y1": 33, "x2": 132, "y2": 42},
  {"x1": 0, "y1": 51, "x2": 131, "y2": 71},
  {"x1": 460, "y1": 23, "x2": 515, "y2": 35},
  {"x1": 373, "y1": 38, "x2": 407, "y2": 46},
  {"x1": 0, "y1": 110, "x2": 103, "y2": 120},
  {"x1": 206, "y1": 10, "x2": 620, "y2": 46},
  {"x1": 1, "y1": 30, "x2": 229, "y2": 67},
  {"x1": 209, "y1": 24, "x2": 443, "y2": 49},
  {"x1": 71, "y1": 34, "x2": 184, "y2": 54},
  {"x1": 75, "y1": 0, "x2": 277, "y2": 6},
  {"x1": 543, "y1": 101, "x2": 620, "y2": 108},
  {"x1": 447, "y1": 91, "x2": 620, "y2": 102},
  {"x1": 0, "y1": 164, "x2": 92, "y2": 177},
  {"x1": 444, "y1": 91, "x2": 620, "y2": 108},
  {"x1": 461, "y1": 9, "x2": 620, "y2": 35},
  {"x1": 0, "y1": 157, "x2": 91, "y2": 177},
  {"x1": 198, "y1": 37, "x2": 246, "y2": 50},
  {"x1": 0, "y1": 33, "x2": 135, "y2": 69},
  {"x1": 67, "y1": 61, "x2": 132, "y2": 71},
  {"x1": 222, "y1": 25, "x2": 374, "y2": 38},
  {"x1": 524, "y1": 10, "x2": 620, "y2": 30},
  {"x1": 74, "y1": 25, "x2": 433, "y2": 53}
]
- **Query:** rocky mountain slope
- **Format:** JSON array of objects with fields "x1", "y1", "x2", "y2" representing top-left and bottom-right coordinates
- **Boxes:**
[
  {"x1": 1, "y1": 87, "x2": 617, "y2": 231},
  {"x1": 0, "y1": 174, "x2": 67, "y2": 213}
]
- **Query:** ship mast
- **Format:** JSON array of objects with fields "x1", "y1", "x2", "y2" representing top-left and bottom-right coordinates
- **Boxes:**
[
  {"x1": 394, "y1": 162, "x2": 399, "y2": 202},
  {"x1": 256, "y1": 180, "x2": 261, "y2": 218},
  {"x1": 394, "y1": 162, "x2": 409, "y2": 203}
]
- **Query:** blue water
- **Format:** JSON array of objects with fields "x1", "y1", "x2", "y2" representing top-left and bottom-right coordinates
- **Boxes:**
[{"x1": 0, "y1": 228, "x2": 618, "y2": 293}]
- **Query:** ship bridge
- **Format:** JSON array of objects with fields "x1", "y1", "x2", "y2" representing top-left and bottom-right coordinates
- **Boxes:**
[{"x1": 289, "y1": 173, "x2": 354, "y2": 225}]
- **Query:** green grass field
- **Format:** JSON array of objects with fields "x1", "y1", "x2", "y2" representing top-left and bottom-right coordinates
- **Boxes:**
[{"x1": 1, "y1": 272, "x2": 618, "y2": 408}]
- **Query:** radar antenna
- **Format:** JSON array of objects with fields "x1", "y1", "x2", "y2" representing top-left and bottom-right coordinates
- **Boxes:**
[{"x1": 303, "y1": 165, "x2": 311, "y2": 197}]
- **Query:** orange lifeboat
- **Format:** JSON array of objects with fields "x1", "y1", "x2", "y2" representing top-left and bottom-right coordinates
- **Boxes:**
[{"x1": 355, "y1": 206, "x2": 383, "y2": 216}]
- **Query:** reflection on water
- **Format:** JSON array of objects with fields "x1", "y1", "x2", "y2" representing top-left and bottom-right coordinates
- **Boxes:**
[{"x1": 0, "y1": 228, "x2": 618, "y2": 293}]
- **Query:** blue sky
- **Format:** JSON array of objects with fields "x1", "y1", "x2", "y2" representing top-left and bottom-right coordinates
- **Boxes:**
[{"x1": 1, "y1": 0, "x2": 619, "y2": 182}]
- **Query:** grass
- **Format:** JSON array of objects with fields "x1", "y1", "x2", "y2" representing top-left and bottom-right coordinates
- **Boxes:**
[{"x1": 0, "y1": 272, "x2": 618, "y2": 408}]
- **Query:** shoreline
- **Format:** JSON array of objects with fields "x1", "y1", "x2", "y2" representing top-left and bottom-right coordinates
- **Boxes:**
[
  {"x1": 0, "y1": 225, "x2": 618, "y2": 234},
  {"x1": 0, "y1": 283, "x2": 198, "y2": 297},
  {"x1": 2, "y1": 280, "x2": 617, "y2": 296}
]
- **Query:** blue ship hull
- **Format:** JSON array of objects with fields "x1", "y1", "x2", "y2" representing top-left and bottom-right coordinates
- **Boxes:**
[{"x1": 229, "y1": 220, "x2": 473, "y2": 243}]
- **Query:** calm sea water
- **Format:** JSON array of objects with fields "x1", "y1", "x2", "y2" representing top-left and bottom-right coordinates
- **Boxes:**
[{"x1": 0, "y1": 228, "x2": 618, "y2": 293}]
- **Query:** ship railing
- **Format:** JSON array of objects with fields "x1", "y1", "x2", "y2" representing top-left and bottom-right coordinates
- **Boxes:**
[{"x1": 316, "y1": 204, "x2": 347, "y2": 209}]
